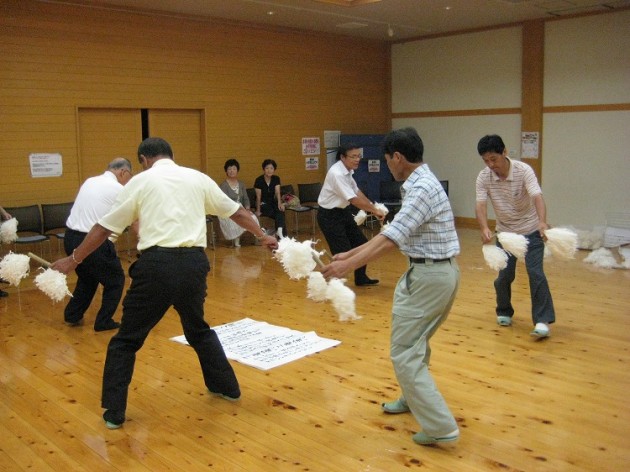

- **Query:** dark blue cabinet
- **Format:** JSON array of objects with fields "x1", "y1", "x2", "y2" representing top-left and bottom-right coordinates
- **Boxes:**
[{"x1": 340, "y1": 134, "x2": 393, "y2": 202}]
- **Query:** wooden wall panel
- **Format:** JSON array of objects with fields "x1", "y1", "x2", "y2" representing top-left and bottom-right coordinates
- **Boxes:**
[
  {"x1": 149, "y1": 109, "x2": 203, "y2": 172},
  {"x1": 521, "y1": 20, "x2": 544, "y2": 181},
  {"x1": 77, "y1": 109, "x2": 142, "y2": 181},
  {"x1": 0, "y1": 0, "x2": 389, "y2": 206}
]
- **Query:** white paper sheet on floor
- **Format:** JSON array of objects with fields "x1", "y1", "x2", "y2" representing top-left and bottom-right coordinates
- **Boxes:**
[{"x1": 170, "y1": 317, "x2": 340, "y2": 370}]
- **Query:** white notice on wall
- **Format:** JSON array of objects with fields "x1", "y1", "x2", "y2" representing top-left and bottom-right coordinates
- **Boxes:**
[
  {"x1": 368, "y1": 159, "x2": 380, "y2": 173},
  {"x1": 29, "y1": 153, "x2": 63, "y2": 177},
  {"x1": 521, "y1": 132, "x2": 539, "y2": 159},
  {"x1": 324, "y1": 130, "x2": 340, "y2": 149}
]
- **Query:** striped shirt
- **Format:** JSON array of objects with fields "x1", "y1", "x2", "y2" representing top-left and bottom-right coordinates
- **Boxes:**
[
  {"x1": 381, "y1": 164, "x2": 460, "y2": 259},
  {"x1": 475, "y1": 158, "x2": 542, "y2": 234}
]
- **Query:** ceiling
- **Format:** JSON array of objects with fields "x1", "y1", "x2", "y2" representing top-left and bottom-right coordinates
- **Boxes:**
[{"x1": 44, "y1": 0, "x2": 630, "y2": 41}]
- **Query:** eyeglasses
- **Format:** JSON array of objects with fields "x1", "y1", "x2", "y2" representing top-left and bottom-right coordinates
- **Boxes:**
[{"x1": 346, "y1": 153, "x2": 362, "y2": 159}]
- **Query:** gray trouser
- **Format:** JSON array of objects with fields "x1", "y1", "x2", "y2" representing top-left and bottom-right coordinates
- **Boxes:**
[{"x1": 390, "y1": 258, "x2": 460, "y2": 437}]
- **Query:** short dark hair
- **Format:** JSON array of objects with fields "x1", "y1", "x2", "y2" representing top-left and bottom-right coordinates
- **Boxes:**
[
  {"x1": 382, "y1": 127, "x2": 424, "y2": 163},
  {"x1": 336, "y1": 143, "x2": 360, "y2": 161},
  {"x1": 138, "y1": 137, "x2": 173, "y2": 161},
  {"x1": 262, "y1": 159, "x2": 277, "y2": 170},
  {"x1": 477, "y1": 135, "x2": 506, "y2": 155},
  {"x1": 224, "y1": 158, "x2": 240, "y2": 172}
]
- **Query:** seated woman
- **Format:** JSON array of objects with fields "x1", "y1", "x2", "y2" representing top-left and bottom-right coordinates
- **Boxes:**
[
  {"x1": 253, "y1": 158, "x2": 285, "y2": 236},
  {"x1": 218, "y1": 158, "x2": 259, "y2": 247}
]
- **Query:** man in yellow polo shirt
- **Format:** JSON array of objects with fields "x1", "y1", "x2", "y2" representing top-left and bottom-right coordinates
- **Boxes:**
[{"x1": 53, "y1": 137, "x2": 278, "y2": 429}]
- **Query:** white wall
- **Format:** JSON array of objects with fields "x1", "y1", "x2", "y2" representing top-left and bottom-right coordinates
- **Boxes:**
[
  {"x1": 542, "y1": 11, "x2": 630, "y2": 226},
  {"x1": 391, "y1": 26, "x2": 523, "y2": 221},
  {"x1": 543, "y1": 111, "x2": 630, "y2": 226},
  {"x1": 392, "y1": 28, "x2": 522, "y2": 112},
  {"x1": 391, "y1": 11, "x2": 630, "y2": 228},
  {"x1": 544, "y1": 12, "x2": 630, "y2": 106}
]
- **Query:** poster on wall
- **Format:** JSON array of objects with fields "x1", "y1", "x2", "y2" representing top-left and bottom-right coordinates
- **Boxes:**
[
  {"x1": 302, "y1": 137, "x2": 321, "y2": 156},
  {"x1": 521, "y1": 132, "x2": 539, "y2": 159},
  {"x1": 324, "y1": 130, "x2": 340, "y2": 149},
  {"x1": 305, "y1": 157, "x2": 319, "y2": 170},
  {"x1": 368, "y1": 158, "x2": 380, "y2": 173},
  {"x1": 29, "y1": 153, "x2": 63, "y2": 177}
]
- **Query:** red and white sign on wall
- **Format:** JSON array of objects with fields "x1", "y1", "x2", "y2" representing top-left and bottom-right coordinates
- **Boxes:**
[{"x1": 302, "y1": 137, "x2": 320, "y2": 156}]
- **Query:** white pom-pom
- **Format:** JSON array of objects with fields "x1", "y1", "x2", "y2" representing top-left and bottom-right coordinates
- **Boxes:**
[
  {"x1": 482, "y1": 245, "x2": 508, "y2": 271},
  {"x1": 583, "y1": 248, "x2": 619, "y2": 269},
  {"x1": 34, "y1": 268, "x2": 72, "y2": 302},
  {"x1": 497, "y1": 232, "x2": 528, "y2": 259},
  {"x1": 545, "y1": 228, "x2": 578, "y2": 260},
  {"x1": 574, "y1": 227, "x2": 603, "y2": 250},
  {"x1": 0, "y1": 218, "x2": 18, "y2": 244},
  {"x1": 273, "y1": 237, "x2": 317, "y2": 280},
  {"x1": 0, "y1": 252, "x2": 31, "y2": 286},
  {"x1": 307, "y1": 271, "x2": 328, "y2": 302},
  {"x1": 373, "y1": 202, "x2": 389, "y2": 216},
  {"x1": 354, "y1": 210, "x2": 367, "y2": 226},
  {"x1": 326, "y1": 278, "x2": 361, "y2": 322}
]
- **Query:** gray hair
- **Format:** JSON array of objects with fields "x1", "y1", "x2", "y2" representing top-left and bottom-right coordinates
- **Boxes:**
[{"x1": 108, "y1": 157, "x2": 132, "y2": 171}]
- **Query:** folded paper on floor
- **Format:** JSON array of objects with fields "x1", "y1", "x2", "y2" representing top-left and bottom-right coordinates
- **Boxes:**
[{"x1": 170, "y1": 317, "x2": 340, "y2": 370}]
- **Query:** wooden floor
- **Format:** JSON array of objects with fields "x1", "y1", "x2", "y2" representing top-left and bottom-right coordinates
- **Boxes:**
[{"x1": 1, "y1": 228, "x2": 629, "y2": 471}]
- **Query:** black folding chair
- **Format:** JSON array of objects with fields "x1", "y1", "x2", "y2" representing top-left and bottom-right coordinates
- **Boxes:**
[{"x1": 5, "y1": 205, "x2": 50, "y2": 258}]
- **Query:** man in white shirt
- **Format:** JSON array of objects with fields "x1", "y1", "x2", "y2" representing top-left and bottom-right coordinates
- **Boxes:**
[
  {"x1": 317, "y1": 144, "x2": 386, "y2": 286},
  {"x1": 64, "y1": 158, "x2": 133, "y2": 331},
  {"x1": 52, "y1": 137, "x2": 278, "y2": 430}
]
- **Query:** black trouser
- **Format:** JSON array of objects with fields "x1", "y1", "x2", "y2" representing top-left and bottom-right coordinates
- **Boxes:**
[
  {"x1": 101, "y1": 247, "x2": 240, "y2": 412},
  {"x1": 317, "y1": 206, "x2": 370, "y2": 282},
  {"x1": 64, "y1": 229, "x2": 125, "y2": 328},
  {"x1": 260, "y1": 201, "x2": 285, "y2": 232}
]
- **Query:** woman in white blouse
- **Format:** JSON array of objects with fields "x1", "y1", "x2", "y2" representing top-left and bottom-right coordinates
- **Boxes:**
[{"x1": 218, "y1": 159, "x2": 259, "y2": 247}]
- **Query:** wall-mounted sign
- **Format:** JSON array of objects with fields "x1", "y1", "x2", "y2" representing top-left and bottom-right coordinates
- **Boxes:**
[
  {"x1": 324, "y1": 130, "x2": 340, "y2": 149},
  {"x1": 29, "y1": 153, "x2": 63, "y2": 177},
  {"x1": 521, "y1": 132, "x2": 539, "y2": 159},
  {"x1": 302, "y1": 137, "x2": 321, "y2": 156},
  {"x1": 305, "y1": 157, "x2": 319, "y2": 170},
  {"x1": 368, "y1": 159, "x2": 380, "y2": 173}
]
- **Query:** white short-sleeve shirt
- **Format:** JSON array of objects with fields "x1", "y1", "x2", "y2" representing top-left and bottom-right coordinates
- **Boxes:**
[{"x1": 317, "y1": 160, "x2": 359, "y2": 209}]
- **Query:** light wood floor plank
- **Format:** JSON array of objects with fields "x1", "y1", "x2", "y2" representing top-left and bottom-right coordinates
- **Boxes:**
[{"x1": 1, "y1": 228, "x2": 629, "y2": 471}]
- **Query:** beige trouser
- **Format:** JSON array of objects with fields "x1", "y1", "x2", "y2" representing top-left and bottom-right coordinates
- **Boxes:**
[{"x1": 390, "y1": 258, "x2": 460, "y2": 437}]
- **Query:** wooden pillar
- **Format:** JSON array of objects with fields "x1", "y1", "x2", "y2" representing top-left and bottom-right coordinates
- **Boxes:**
[{"x1": 521, "y1": 20, "x2": 545, "y2": 182}]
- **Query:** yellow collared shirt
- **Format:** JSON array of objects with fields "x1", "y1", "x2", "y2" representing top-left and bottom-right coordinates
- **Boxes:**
[{"x1": 99, "y1": 159, "x2": 238, "y2": 250}]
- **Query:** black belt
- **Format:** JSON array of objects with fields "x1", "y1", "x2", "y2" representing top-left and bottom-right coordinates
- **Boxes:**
[
  {"x1": 143, "y1": 246, "x2": 204, "y2": 253},
  {"x1": 409, "y1": 257, "x2": 451, "y2": 264},
  {"x1": 319, "y1": 206, "x2": 347, "y2": 212}
]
